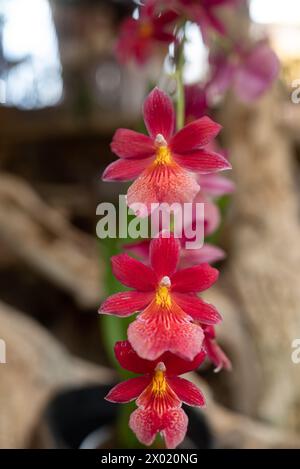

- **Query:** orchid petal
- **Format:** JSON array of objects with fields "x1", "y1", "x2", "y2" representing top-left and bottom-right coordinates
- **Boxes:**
[
  {"x1": 111, "y1": 254, "x2": 156, "y2": 291},
  {"x1": 143, "y1": 87, "x2": 175, "y2": 141},
  {"x1": 99, "y1": 291, "x2": 153, "y2": 317}
]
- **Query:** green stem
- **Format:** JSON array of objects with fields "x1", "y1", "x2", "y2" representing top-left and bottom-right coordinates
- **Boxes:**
[{"x1": 176, "y1": 25, "x2": 186, "y2": 131}]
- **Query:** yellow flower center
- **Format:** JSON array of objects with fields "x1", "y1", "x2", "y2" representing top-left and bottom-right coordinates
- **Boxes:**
[
  {"x1": 154, "y1": 134, "x2": 172, "y2": 166},
  {"x1": 139, "y1": 21, "x2": 153, "y2": 38},
  {"x1": 152, "y1": 363, "x2": 167, "y2": 396},
  {"x1": 155, "y1": 285, "x2": 172, "y2": 308},
  {"x1": 155, "y1": 276, "x2": 172, "y2": 308},
  {"x1": 154, "y1": 145, "x2": 172, "y2": 166}
]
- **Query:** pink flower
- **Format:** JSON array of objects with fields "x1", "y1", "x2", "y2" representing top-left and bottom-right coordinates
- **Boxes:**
[
  {"x1": 180, "y1": 243, "x2": 225, "y2": 267},
  {"x1": 99, "y1": 234, "x2": 221, "y2": 361},
  {"x1": 208, "y1": 40, "x2": 280, "y2": 103},
  {"x1": 203, "y1": 325, "x2": 231, "y2": 371},
  {"x1": 116, "y1": 2, "x2": 178, "y2": 65},
  {"x1": 106, "y1": 340, "x2": 206, "y2": 448},
  {"x1": 174, "y1": 170, "x2": 234, "y2": 256},
  {"x1": 174, "y1": 0, "x2": 238, "y2": 38},
  {"x1": 194, "y1": 172, "x2": 235, "y2": 236},
  {"x1": 102, "y1": 87, "x2": 231, "y2": 217}
]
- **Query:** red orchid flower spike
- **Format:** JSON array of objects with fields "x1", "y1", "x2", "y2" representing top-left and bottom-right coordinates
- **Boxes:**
[
  {"x1": 106, "y1": 340, "x2": 206, "y2": 448},
  {"x1": 102, "y1": 87, "x2": 231, "y2": 217},
  {"x1": 99, "y1": 234, "x2": 222, "y2": 361},
  {"x1": 116, "y1": 2, "x2": 178, "y2": 65}
]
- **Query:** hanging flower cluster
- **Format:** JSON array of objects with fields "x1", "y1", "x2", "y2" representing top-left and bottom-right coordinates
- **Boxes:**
[
  {"x1": 99, "y1": 0, "x2": 279, "y2": 449},
  {"x1": 100, "y1": 87, "x2": 231, "y2": 447}
]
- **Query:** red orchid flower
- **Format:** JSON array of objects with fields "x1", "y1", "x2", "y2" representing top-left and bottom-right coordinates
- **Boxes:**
[
  {"x1": 102, "y1": 87, "x2": 231, "y2": 217},
  {"x1": 99, "y1": 234, "x2": 221, "y2": 361},
  {"x1": 106, "y1": 340, "x2": 206, "y2": 448},
  {"x1": 116, "y1": 1, "x2": 178, "y2": 65},
  {"x1": 203, "y1": 325, "x2": 231, "y2": 372}
]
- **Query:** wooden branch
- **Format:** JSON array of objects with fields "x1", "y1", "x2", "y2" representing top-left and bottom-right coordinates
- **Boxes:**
[
  {"x1": 0, "y1": 173, "x2": 102, "y2": 308},
  {"x1": 190, "y1": 375, "x2": 300, "y2": 449},
  {"x1": 219, "y1": 87, "x2": 300, "y2": 427}
]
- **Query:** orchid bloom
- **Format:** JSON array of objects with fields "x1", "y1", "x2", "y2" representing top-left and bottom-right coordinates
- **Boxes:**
[
  {"x1": 174, "y1": 0, "x2": 238, "y2": 38},
  {"x1": 116, "y1": 2, "x2": 178, "y2": 65},
  {"x1": 203, "y1": 325, "x2": 231, "y2": 372},
  {"x1": 102, "y1": 87, "x2": 231, "y2": 217},
  {"x1": 208, "y1": 40, "x2": 280, "y2": 103},
  {"x1": 106, "y1": 340, "x2": 206, "y2": 448},
  {"x1": 99, "y1": 235, "x2": 221, "y2": 361}
]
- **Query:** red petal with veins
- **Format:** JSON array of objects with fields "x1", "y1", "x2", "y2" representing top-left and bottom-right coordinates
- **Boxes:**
[
  {"x1": 102, "y1": 157, "x2": 153, "y2": 181},
  {"x1": 167, "y1": 376, "x2": 206, "y2": 407},
  {"x1": 204, "y1": 335, "x2": 232, "y2": 371},
  {"x1": 110, "y1": 129, "x2": 154, "y2": 159},
  {"x1": 111, "y1": 254, "x2": 157, "y2": 291},
  {"x1": 162, "y1": 349, "x2": 206, "y2": 376},
  {"x1": 143, "y1": 88, "x2": 175, "y2": 141},
  {"x1": 114, "y1": 340, "x2": 155, "y2": 375},
  {"x1": 172, "y1": 292, "x2": 222, "y2": 324},
  {"x1": 171, "y1": 263, "x2": 219, "y2": 293},
  {"x1": 105, "y1": 376, "x2": 151, "y2": 403},
  {"x1": 173, "y1": 150, "x2": 231, "y2": 173},
  {"x1": 99, "y1": 291, "x2": 153, "y2": 317},
  {"x1": 149, "y1": 235, "x2": 180, "y2": 279},
  {"x1": 170, "y1": 116, "x2": 221, "y2": 153}
]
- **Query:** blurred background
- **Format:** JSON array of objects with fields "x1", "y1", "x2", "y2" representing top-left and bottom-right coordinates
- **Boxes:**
[{"x1": 0, "y1": 0, "x2": 300, "y2": 449}]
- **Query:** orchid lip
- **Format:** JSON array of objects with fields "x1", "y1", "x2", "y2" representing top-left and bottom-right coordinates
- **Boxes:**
[{"x1": 159, "y1": 276, "x2": 171, "y2": 287}]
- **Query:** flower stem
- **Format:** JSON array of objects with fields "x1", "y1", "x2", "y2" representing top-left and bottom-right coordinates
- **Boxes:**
[{"x1": 176, "y1": 25, "x2": 186, "y2": 131}]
